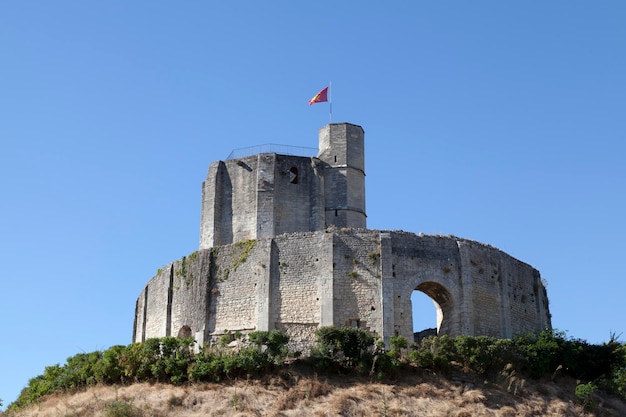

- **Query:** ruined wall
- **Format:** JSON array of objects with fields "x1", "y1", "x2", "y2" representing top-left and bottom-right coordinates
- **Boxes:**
[
  {"x1": 272, "y1": 155, "x2": 325, "y2": 235},
  {"x1": 387, "y1": 233, "x2": 464, "y2": 342},
  {"x1": 199, "y1": 123, "x2": 367, "y2": 249},
  {"x1": 331, "y1": 230, "x2": 383, "y2": 333},
  {"x1": 200, "y1": 156, "x2": 264, "y2": 248},
  {"x1": 207, "y1": 240, "x2": 266, "y2": 336},
  {"x1": 199, "y1": 154, "x2": 325, "y2": 249},
  {"x1": 134, "y1": 252, "x2": 212, "y2": 344},
  {"x1": 169, "y1": 252, "x2": 212, "y2": 342},
  {"x1": 381, "y1": 232, "x2": 551, "y2": 343},
  {"x1": 134, "y1": 229, "x2": 551, "y2": 349},
  {"x1": 270, "y1": 232, "x2": 332, "y2": 352},
  {"x1": 142, "y1": 268, "x2": 170, "y2": 339}
]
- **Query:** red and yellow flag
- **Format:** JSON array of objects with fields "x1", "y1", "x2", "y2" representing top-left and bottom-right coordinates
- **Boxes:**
[{"x1": 308, "y1": 86, "x2": 328, "y2": 105}]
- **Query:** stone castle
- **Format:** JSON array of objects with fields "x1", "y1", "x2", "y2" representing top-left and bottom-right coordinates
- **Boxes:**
[{"x1": 133, "y1": 123, "x2": 551, "y2": 350}]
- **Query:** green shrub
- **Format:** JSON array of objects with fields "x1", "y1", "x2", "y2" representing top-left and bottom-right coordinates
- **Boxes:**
[
  {"x1": 453, "y1": 335, "x2": 518, "y2": 376},
  {"x1": 575, "y1": 382, "x2": 597, "y2": 410},
  {"x1": 224, "y1": 347, "x2": 268, "y2": 377},
  {"x1": 369, "y1": 339, "x2": 399, "y2": 376},
  {"x1": 12, "y1": 374, "x2": 53, "y2": 409},
  {"x1": 118, "y1": 338, "x2": 160, "y2": 381},
  {"x1": 189, "y1": 342, "x2": 278, "y2": 382},
  {"x1": 188, "y1": 352, "x2": 225, "y2": 382},
  {"x1": 8, "y1": 329, "x2": 626, "y2": 411},
  {"x1": 390, "y1": 335, "x2": 408, "y2": 350},
  {"x1": 248, "y1": 330, "x2": 270, "y2": 346},
  {"x1": 115, "y1": 337, "x2": 194, "y2": 384},
  {"x1": 605, "y1": 340, "x2": 626, "y2": 399},
  {"x1": 248, "y1": 329, "x2": 290, "y2": 363},
  {"x1": 564, "y1": 337, "x2": 626, "y2": 382},
  {"x1": 514, "y1": 330, "x2": 562, "y2": 378},
  {"x1": 93, "y1": 345, "x2": 126, "y2": 384},
  {"x1": 513, "y1": 330, "x2": 626, "y2": 383},
  {"x1": 309, "y1": 340, "x2": 335, "y2": 370},
  {"x1": 372, "y1": 336, "x2": 408, "y2": 374},
  {"x1": 409, "y1": 335, "x2": 455, "y2": 371},
  {"x1": 312, "y1": 327, "x2": 376, "y2": 371},
  {"x1": 63, "y1": 351, "x2": 102, "y2": 388},
  {"x1": 613, "y1": 366, "x2": 626, "y2": 399},
  {"x1": 267, "y1": 329, "x2": 290, "y2": 357},
  {"x1": 149, "y1": 337, "x2": 194, "y2": 384},
  {"x1": 104, "y1": 399, "x2": 141, "y2": 417}
]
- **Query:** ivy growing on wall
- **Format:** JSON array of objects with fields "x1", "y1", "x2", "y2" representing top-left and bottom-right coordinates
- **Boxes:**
[
  {"x1": 232, "y1": 240, "x2": 256, "y2": 272},
  {"x1": 174, "y1": 251, "x2": 199, "y2": 288},
  {"x1": 216, "y1": 239, "x2": 257, "y2": 282}
]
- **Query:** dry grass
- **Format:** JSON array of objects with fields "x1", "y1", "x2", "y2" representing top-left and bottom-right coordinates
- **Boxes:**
[{"x1": 5, "y1": 371, "x2": 626, "y2": 417}]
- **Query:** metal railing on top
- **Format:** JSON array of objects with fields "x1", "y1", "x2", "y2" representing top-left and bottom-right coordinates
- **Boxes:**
[{"x1": 226, "y1": 144, "x2": 318, "y2": 160}]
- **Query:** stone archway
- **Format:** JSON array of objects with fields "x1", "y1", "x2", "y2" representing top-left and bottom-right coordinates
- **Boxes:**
[
  {"x1": 411, "y1": 281, "x2": 453, "y2": 342},
  {"x1": 177, "y1": 325, "x2": 192, "y2": 338}
]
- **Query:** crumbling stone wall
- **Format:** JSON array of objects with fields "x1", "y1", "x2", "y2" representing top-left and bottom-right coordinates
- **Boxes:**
[
  {"x1": 331, "y1": 230, "x2": 383, "y2": 333},
  {"x1": 199, "y1": 123, "x2": 366, "y2": 250},
  {"x1": 133, "y1": 229, "x2": 551, "y2": 350}
]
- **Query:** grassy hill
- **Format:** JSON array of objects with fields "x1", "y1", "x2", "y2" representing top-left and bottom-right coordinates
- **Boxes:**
[
  {"x1": 4, "y1": 369, "x2": 626, "y2": 417},
  {"x1": 3, "y1": 328, "x2": 626, "y2": 416}
]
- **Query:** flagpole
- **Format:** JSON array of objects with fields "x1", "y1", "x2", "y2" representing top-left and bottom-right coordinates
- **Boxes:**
[{"x1": 329, "y1": 80, "x2": 332, "y2": 123}]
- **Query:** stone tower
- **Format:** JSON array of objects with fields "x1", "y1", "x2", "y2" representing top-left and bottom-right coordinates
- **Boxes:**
[
  {"x1": 318, "y1": 123, "x2": 366, "y2": 229},
  {"x1": 199, "y1": 122, "x2": 366, "y2": 248}
]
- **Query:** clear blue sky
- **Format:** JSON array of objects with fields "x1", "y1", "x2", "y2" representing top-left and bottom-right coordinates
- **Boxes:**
[{"x1": 1, "y1": 1, "x2": 625, "y2": 408}]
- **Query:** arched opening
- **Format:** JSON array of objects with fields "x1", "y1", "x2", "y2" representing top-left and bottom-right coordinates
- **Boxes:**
[
  {"x1": 177, "y1": 325, "x2": 192, "y2": 338},
  {"x1": 411, "y1": 281, "x2": 452, "y2": 343},
  {"x1": 411, "y1": 291, "x2": 438, "y2": 333}
]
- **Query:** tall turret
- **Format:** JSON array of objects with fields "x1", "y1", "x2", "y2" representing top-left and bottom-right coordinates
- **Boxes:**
[{"x1": 317, "y1": 123, "x2": 366, "y2": 229}]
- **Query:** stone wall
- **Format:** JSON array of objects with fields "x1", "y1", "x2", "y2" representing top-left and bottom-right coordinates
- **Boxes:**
[
  {"x1": 199, "y1": 123, "x2": 367, "y2": 249},
  {"x1": 273, "y1": 155, "x2": 325, "y2": 235},
  {"x1": 199, "y1": 154, "x2": 327, "y2": 249},
  {"x1": 331, "y1": 230, "x2": 382, "y2": 333},
  {"x1": 133, "y1": 229, "x2": 551, "y2": 349}
]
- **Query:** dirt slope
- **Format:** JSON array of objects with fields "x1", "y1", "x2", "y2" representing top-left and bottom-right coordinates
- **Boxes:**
[{"x1": 5, "y1": 371, "x2": 626, "y2": 417}]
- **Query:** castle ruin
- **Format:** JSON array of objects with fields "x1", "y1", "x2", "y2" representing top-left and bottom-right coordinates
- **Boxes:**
[{"x1": 133, "y1": 123, "x2": 551, "y2": 350}]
